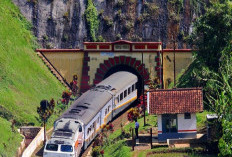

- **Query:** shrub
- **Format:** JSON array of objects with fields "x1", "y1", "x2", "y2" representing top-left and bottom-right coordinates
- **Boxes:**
[
  {"x1": 103, "y1": 16, "x2": 113, "y2": 29},
  {"x1": 91, "y1": 146, "x2": 101, "y2": 157},
  {"x1": 97, "y1": 35, "x2": 105, "y2": 42},
  {"x1": 85, "y1": 0, "x2": 99, "y2": 41},
  {"x1": 115, "y1": 0, "x2": 124, "y2": 8},
  {"x1": 127, "y1": 107, "x2": 139, "y2": 122},
  {"x1": 63, "y1": 11, "x2": 69, "y2": 19},
  {"x1": 116, "y1": 33, "x2": 122, "y2": 40}
]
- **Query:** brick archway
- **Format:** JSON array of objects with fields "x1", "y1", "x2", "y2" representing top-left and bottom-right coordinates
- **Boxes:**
[{"x1": 93, "y1": 56, "x2": 150, "y2": 86}]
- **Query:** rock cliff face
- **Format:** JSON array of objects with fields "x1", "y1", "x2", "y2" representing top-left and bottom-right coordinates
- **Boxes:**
[{"x1": 13, "y1": 0, "x2": 206, "y2": 49}]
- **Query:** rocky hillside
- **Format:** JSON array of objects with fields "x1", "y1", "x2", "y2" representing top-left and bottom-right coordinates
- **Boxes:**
[{"x1": 13, "y1": 0, "x2": 206, "y2": 49}]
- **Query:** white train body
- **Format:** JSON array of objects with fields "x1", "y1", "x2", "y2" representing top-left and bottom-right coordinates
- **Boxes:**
[{"x1": 44, "y1": 72, "x2": 138, "y2": 157}]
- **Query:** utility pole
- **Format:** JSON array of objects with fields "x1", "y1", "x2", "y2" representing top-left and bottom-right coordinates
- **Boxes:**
[
  {"x1": 173, "y1": 34, "x2": 176, "y2": 87},
  {"x1": 142, "y1": 51, "x2": 146, "y2": 126}
]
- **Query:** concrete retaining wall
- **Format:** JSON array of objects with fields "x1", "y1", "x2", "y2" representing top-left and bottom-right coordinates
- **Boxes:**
[{"x1": 20, "y1": 127, "x2": 44, "y2": 157}]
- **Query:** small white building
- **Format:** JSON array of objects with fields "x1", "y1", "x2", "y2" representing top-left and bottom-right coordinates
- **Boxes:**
[{"x1": 147, "y1": 88, "x2": 203, "y2": 142}]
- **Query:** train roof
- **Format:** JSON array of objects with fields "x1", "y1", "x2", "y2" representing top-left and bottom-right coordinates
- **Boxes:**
[
  {"x1": 60, "y1": 89, "x2": 112, "y2": 125},
  {"x1": 52, "y1": 118, "x2": 80, "y2": 137},
  {"x1": 97, "y1": 71, "x2": 137, "y2": 94},
  {"x1": 59, "y1": 72, "x2": 137, "y2": 125}
]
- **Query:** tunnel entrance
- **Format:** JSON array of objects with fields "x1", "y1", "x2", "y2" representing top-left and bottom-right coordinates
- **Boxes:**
[{"x1": 104, "y1": 64, "x2": 144, "y2": 96}]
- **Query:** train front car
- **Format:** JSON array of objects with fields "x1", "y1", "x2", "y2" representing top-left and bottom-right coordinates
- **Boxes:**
[
  {"x1": 43, "y1": 118, "x2": 83, "y2": 157},
  {"x1": 43, "y1": 71, "x2": 138, "y2": 156}
]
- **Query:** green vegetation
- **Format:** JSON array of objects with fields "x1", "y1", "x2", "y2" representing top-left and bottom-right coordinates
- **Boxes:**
[
  {"x1": 0, "y1": 0, "x2": 65, "y2": 156},
  {"x1": 85, "y1": 0, "x2": 99, "y2": 41},
  {"x1": 103, "y1": 114, "x2": 157, "y2": 157},
  {"x1": 0, "y1": 117, "x2": 22, "y2": 157},
  {"x1": 136, "y1": 147, "x2": 217, "y2": 157},
  {"x1": 196, "y1": 111, "x2": 212, "y2": 131},
  {"x1": 101, "y1": 113, "x2": 213, "y2": 157},
  {"x1": 168, "y1": 0, "x2": 183, "y2": 22},
  {"x1": 177, "y1": 0, "x2": 232, "y2": 156}
]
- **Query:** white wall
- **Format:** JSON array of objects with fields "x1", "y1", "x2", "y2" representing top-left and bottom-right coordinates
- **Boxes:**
[
  {"x1": 147, "y1": 92, "x2": 150, "y2": 114},
  {"x1": 157, "y1": 115, "x2": 162, "y2": 133},
  {"x1": 177, "y1": 113, "x2": 196, "y2": 131}
]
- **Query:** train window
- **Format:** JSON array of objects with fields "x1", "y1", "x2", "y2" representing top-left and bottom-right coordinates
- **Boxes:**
[
  {"x1": 128, "y1": 87, "x2": 131, "y2": 95},
  {"x1": 120, "y1": 93, "x2": 123, "y2": 101},
  {"x1": 108, "y1": 106, "x2": 110, "y2": 112},
  {"x1": 98, "y1": 117, "x2": 100, "y2": 123},
  {"x1": 61, "y1": 145, "x2": 73, "y2": 152},
  {"x1": 132, "y1": 85, "x2": 134, "y2": 92},
  {"x1": 115, "y1": 96, "x2": 119, "y2": 105},
  {"x1": 124, "y1": 90, "x2": 127, "y2": 98},
  {"x1": 134, "y1": 83, "x2": 136, "y2": 89},
  {"x1": 46, "y1": 144, "x2": 58, "y2": 151},
  {"x1": 105, "y1": 108, "x2": 107, "y2": 115}
]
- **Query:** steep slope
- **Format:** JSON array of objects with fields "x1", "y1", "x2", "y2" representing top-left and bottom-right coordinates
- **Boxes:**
[
  {"x1": 0, "y1": 0, "x2": 65, "y2": 156},
  {"x1": 13, "y1": 0, "x2": 207, "y2": 49}
]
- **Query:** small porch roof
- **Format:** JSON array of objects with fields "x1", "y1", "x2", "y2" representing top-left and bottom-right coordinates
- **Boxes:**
[{"x1": 148, "y1": 88, "x2": 203, "y2": 114}]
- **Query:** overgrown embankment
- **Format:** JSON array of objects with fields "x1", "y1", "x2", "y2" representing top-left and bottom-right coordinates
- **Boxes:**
[{"x1": 0, "y1": 0, "x2": 65, "y2": 156}]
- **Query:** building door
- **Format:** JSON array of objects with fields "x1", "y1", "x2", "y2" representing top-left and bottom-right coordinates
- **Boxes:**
[{"x1": 162, "y1": 114, "x2": 177, "y2": 133}]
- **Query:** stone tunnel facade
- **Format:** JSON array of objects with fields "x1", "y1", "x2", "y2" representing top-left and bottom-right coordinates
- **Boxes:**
[{"x1": 36, "y1": 40, "x2": 192, "y2": 92}]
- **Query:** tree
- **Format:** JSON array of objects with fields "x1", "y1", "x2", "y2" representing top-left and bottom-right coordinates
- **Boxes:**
[
  {"x1": 85, "y1": 0, "x2": 99, "y2": 41},
  {"x1": 188, "y1": 1, "x2": 232, "y2": 71},
  {"x1": 177, "y1": 1, "x2": 232, "y2": 155},
  {"x1": 127, "y1": 107, "x2": 139, "y2": 122},
  {"x1": 208, "y1": 52, "x2": 232, "y2": 156},
  {"x1": 177, "y1": 0, "x2": 232, "y2": 104},
  {"x1": 37, "y1": 99, "x2": 55, "y2": 144}
]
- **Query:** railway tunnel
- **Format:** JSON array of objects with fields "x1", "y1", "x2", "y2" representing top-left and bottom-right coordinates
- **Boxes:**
[{"x1": 103, "y1": 64, "x2": 145, "y2": 97}]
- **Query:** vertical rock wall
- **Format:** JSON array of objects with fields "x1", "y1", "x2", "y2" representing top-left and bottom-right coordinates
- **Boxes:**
[{"x1": 13, "y1": 0, "x2": 206, "y2": 49}]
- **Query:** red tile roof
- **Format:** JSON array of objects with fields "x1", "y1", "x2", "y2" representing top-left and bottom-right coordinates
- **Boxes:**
[{"x1": 149, "y1": 88, "x2": 203, "y2": 114}]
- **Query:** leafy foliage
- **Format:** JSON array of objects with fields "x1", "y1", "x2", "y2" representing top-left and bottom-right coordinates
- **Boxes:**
[
  {"x1": 207, "y1": 52, "x2": 232, "y2": 156},
  {"x1": 178, "y1": 1, "x2": 232, "y2": 105},
  {"x1": 85, "y1": 0, "x2": 99, "y2": 41},
  {"x1": 37, "y1": 99, "x2": 55, "y2": 122},
  {"x1": 187, "y1": 1, "x2": 232, "y2": 71},
  {"x1": 177, "y1": 1, "x2": 232, "y2": 155},
  {"x1": 127, "y1": 107, "x2": 139, "y2": 121}
]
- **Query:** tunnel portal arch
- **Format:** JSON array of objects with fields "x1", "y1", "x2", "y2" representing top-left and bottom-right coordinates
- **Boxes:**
[{"x1": 93, "y1": 56, "x2": 149, "y2": 96}]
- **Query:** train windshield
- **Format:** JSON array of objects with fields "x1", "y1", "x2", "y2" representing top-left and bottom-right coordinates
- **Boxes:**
[
  {"x1": 61, "y1": 145, "x2": 73, "y2": 152},
  {"x1": 45, "y1": 144, "x2": 58, "y2": 151}
]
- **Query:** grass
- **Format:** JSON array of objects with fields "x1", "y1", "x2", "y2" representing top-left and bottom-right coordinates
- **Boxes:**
[
  {"x1": 102, "y1": 111, "x2": 213, "y2": 157},
  {"x1": 108, "y1": 114, "x2": 157, "y2": 141},
  {"x1": 135, "y1": 147, "x2": 217, "y2": 157},
  {"x1": 196, "y1": 111, "x2": 212, "y2": 131},
  {"x1": 102, "y1": 114, "x2": 157, "y2": 157},
  {"x1": 0, "y1": 0, "x2": 65, "y2": 156}
]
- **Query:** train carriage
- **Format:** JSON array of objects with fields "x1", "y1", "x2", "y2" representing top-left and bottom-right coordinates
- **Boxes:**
[{"x1": 43, "y1": 71, "x2": 138, "y2": 157}]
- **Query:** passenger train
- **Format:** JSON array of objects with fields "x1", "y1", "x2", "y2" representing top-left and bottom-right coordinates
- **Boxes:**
[{"x1": 43, "y1": 71, "x2": 138, "y2": 157}]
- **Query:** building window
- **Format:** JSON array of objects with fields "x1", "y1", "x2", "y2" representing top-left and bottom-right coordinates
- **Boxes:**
[
  {"x1": 124, "y1": 90, "x2": 127, "y2": 98},
  {"x1": 184, "y1": 113, "x2": 191, "y2": 119},
  {"x1": 162, "y1": 114, "x2": 177, "y2": 133}
]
